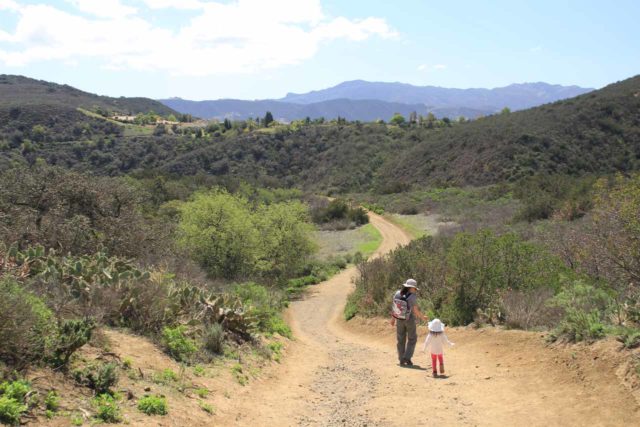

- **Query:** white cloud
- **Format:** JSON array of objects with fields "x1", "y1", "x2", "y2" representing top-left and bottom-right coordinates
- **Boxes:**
[
  {"x1": 66, "y1": 0, "x2": 137, "y2": 18},
  {"x1": 0, "y1": 0, "x2": 21, "y2": 12},
  {"x1": 0, "y1": 0, "x2": 396, "y2": 75},
  {"x1": 418, "y1": 63, "x2": 447, "y2": 71},
  {"x1": 141, "y1": 0, "x2": 205, "y2": 10},
  {"x1": 530, "y1": 45, "x2": 542, "y2": 52}
]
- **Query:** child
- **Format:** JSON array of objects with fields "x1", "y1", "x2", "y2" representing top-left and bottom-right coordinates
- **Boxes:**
[{"x1": 422, "y1": 319, "x2": 454, "y2": 377}]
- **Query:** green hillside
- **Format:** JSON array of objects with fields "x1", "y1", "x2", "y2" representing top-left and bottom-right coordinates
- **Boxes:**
[
  {"x1": 0, "y1": 74, "x2": 177, "y2": 116},
  {"x1": 1, "y1": 75, "x2": 639, "y2": 192},
  {"x1": 380, "y1": 75, "x2": 640, "y2": 185}
]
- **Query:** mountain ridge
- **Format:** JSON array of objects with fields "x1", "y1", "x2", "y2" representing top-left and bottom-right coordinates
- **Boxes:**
[{"x1": 160, "y1": 79, "x2": 593, "y2": 122}]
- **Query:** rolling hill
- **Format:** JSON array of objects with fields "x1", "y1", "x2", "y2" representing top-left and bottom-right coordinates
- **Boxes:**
[
  {"x1": 0, "y1": 74, "x2": 177, "y2": 116},
  {"x1": 1, "y1": 74, "x2": 638, "y2": 193}
]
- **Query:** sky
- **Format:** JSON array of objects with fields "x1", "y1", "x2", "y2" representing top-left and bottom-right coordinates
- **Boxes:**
[{"x1": 0, "y1": 0, "x2": 639, "y2": 100}]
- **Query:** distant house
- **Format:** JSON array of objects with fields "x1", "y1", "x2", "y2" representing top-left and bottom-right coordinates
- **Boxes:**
[{"x1": 112, "y1": 115, "x2": 136, "y2": 122}]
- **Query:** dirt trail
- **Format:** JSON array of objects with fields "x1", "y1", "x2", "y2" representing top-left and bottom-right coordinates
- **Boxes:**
[{"x1": 217, "y1": 213, "x2": 639, "y2": 426}]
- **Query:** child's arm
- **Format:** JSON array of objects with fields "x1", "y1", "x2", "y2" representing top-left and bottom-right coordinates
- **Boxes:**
[
  {"x1": 443, "y1": 332, "x2": 455, "y2": 346},
  {"x1": 422, "y1": 333, "x2": 432, "y2": 352}
]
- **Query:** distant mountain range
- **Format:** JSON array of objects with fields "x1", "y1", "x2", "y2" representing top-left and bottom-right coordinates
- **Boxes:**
[{"x1": 160, "y1": 80, "x2": 593, "y2": 122}]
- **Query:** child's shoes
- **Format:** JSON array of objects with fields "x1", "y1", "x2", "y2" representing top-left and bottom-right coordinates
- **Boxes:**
[
  {"x1": 439, "y1": 364, "x2": 445, "y2": 375},
  {"x1": 432, "y1": 370, "x2": 438, "y2": 378}
]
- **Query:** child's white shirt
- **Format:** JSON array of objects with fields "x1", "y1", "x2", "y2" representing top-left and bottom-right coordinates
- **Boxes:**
[{"x1": 422, "y1": 332, "x2": 454, "y2": 354}]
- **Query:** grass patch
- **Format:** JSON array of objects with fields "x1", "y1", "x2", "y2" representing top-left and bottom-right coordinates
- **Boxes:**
[
  {"x1": 231, "y1": 364, "x2": 248, "y2": 386},
  {"x1": 137, "y1": 395, "x2": 168, "y2": 416},
  {"x1": 199, "y1": 400, "x2": 215, "y2": 414},
  {"x1": 384, "y1": 213, "x2": 438, "y2": 238},
  {"x1": 355, "y1": 223, "x2": 383, "y2": 257},
  {"x1": 92, "y1": 394, "x2": 122, "y2": 423}
]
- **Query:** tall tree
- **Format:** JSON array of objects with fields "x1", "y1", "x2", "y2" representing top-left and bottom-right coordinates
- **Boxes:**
[{"x1": 264, "y1": 111, "x2": 274, "y2": 127}]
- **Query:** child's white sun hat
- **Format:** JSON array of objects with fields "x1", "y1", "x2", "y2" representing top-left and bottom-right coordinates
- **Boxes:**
[{"x1": 428, "y1": 318, "x2": 445, "y2": 332}]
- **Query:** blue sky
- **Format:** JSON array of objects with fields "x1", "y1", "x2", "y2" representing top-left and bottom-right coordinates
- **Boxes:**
[{"x1": 0, "y1": 0, "x2": 638, "y2": 100}]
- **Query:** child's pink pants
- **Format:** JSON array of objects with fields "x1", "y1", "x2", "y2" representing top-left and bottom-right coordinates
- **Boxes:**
[{"x1": 431, "y1": 353, "x2": 444, "y2": 371}]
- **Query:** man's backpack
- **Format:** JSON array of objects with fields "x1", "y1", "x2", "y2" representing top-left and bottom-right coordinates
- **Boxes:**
[{"x1": 391, "y1": 291, "x2": 411, "y2": 320}]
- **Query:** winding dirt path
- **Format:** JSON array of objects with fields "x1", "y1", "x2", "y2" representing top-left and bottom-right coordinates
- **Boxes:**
[{"x1": 217, "y1": 213, "x2": 639, "y2": 426}]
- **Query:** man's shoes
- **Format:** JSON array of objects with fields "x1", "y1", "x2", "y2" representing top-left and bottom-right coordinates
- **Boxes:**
[{"x1": 404, "y1": 359, "x2": 413, "y2": 366}]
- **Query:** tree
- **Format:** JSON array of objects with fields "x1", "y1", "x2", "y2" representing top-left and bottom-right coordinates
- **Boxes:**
[
  {"x1": 256, "y1": 201, "x2": 316, "y2": 280},
  {"x1": 409, "y1": 111, "x2": 418, "y2": 124},
  {"x1": 177, "y1": 191, "x2": 259, "y2": 279},
  {"x1": 501, "y1": 107, "x2": 511, "y2": 115},
  {"x1": 264, "y1": 111, "x2": 274, "y2": 127},
  {"x1": 223, "y1": 118, "x2": 232, "y2": 130},
  {"x1": 390, "y1": 113, "x2": 405, "y2": 126}
]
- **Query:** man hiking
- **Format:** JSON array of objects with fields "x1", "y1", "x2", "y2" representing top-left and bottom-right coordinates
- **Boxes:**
[{"x1": 390, "y1": 279, "x2": 429, "y2": 366}]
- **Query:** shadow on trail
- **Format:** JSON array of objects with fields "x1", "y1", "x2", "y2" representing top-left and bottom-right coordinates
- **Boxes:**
[{"x1": 399, "y1": 364, "x2": 428, "y2": 371}]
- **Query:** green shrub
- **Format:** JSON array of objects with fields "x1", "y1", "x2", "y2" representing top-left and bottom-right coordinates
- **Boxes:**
[
  {"x1": 73, "y1": 362, "x2": 118, "y2": 395},
  {"x1": 199, "y1": 400, "x2": 215, "y2": 414},
  {"x1": 44, "y1": 391, "x2": 60, "y2": 412},
  {"x1": 549, "y1": 280, "x2": 613, "y2": 342},
  {"x1": 92, "y1": 394, "x2": 121, "y2": 423},
  {"x1": 553, "y1": 310, "x2": 606, "y2": 342},
  {"x1": 617, "y1": 328, "x2": 640, "y2": 349},
  {"x1": 137, "y1": 395, "x2": 168, "y2": 416},
  {"x1": 192, "y1": 365, "x2": 205, "y2": 377},
  {"x1": 344, "y1": 292, "x2": 360, "y2": 321},
  {"x1": 0, "y1": 395, "x2": 27, "y2": 426},
  {"x1": 0, "y1": 278, "x2": 57, "y2": 368},
  {"x1": 161, "y1": 326, "x2": 197, "y2": 362},
  {"x1": 53, "y1": 319, "x2": 95, "y2": 367},
  {"x1": 202, "y1": 323, "x2": 224, "y2": 355},
  {"x1": 267, "y1": 341, "x2": 284, "y2": 362},
  {"x1": 0, "y1": 380, "x2": 31, "y2": 402},
  {"x1": 195, "y1": 388, "x2": 208, "y2": 398},
  {"x1": 152, "y1": 368, "x2": 179, "y2": 385},
  {"x1": 231, "y1": 364, "x2": 248, "y2": 386}
]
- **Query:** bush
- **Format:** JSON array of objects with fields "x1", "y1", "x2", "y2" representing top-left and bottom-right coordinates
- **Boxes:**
[
  {"x1": 344, "y1": 291, "x2": 360, "y2": 321},
  {"x1": 552, "y1": 310, "x2": 606, "y2": 342},
  {"x1": 0, "y1": 278, "x2": 57, "y2": 368},
  {"x1": 0, "y1": 380, "x2": 31, "y2": 402},
  {"x1": 137, "y1": 395, "x2": 168, "y2": 416},
  {"x1": 162, "y1": 326, "x2": 197, "y2": 362},
  {"x1": 617, "y1": 328, "x2": 640, "y2": 349},
  {"x1": 73, "y1": 362, "x2": 118, "y2": 395},
  {"x1": 502, "y1": 288, "x2": 559, "y2": 330},
  {"x1": 92, "y1": 394, "x2": 121, "y2": 423},
  {"x1": 549, "y1": 279, "x2": 613, "y2": 342},
  {"x1": 0, "y1": 395, "x2": 27, "y2": 426},
  {"x1": 53, "y1": 319, "x2": 95, "y2": 367},
  {"x1": 202, "y1": 323, "x2": 224, "y2": 355},
  {"x1": 45, "y1": 391, "x2": 60, "y2": 412}
]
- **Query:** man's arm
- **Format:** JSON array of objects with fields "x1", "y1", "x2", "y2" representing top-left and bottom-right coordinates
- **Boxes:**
[{"x1": 412, "y1": 304, "x2": 429, "y2": 322}]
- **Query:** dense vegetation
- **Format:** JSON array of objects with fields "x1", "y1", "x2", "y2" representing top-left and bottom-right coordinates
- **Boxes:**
[
  {"x1": 2, "y1": 76, "x2": 639, "y2": 194},
  {"x1": 347, "y1": 175, "x2": 640, "y2": 344},
  {"x1": 0, "y1": 164, "x2": 350, "y2": 424}
]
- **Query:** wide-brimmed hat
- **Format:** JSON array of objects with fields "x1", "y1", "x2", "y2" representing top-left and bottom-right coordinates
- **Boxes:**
[
  {"x1": 402, "y1": 278, "x2": 419, "y2": 290},
  {"x1": 428, "y1": 319, "x2": 444, "y2": 332}
]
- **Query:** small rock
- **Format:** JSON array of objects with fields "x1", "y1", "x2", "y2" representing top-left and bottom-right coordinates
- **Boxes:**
[
  {"x1": 144, "y1": 386, "x2": 151, "y2": 392},
  {"x1": 484, "y1": 376, "x2": 491, "y2": 380}
]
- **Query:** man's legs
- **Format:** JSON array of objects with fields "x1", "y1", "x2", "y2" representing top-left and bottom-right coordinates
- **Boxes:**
[
  {"x1": 396, "y1": 319, "x2": 407, "y2": 364},
  {"x1": 403, "y1": 317, "x2": 418, "y2": 362}
]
